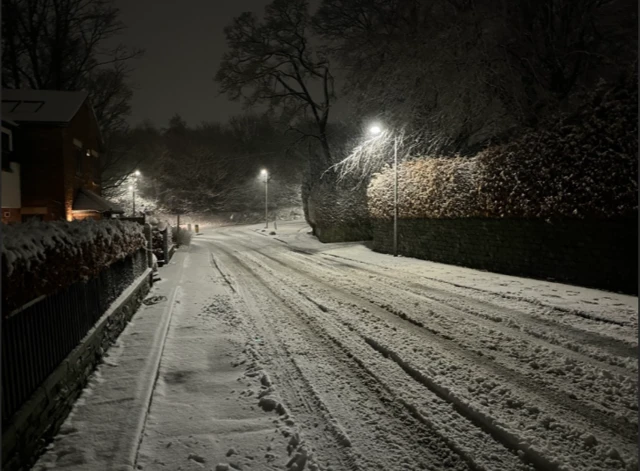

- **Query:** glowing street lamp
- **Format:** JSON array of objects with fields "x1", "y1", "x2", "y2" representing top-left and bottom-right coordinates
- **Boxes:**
[
  {"x1": 131, "y1": 170, "x2": 141, "y2": 216},
  {"x1": 369, "y1": 124, "x2": 382, "y2": 136},
  {"x1": 261, "y1": 169, "x2": 269, "y2": 228},
  {"x1": 368, "y1": 123, "x2": 398, "y2": 257}
]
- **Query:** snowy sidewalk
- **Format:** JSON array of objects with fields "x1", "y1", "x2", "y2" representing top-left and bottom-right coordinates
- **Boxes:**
[
  {"x1": 134, "y1": 239, "x2": 309, "y2": 471},
  {"x1": 34, "y1": 249, "x2": 189, "y2": 471}
]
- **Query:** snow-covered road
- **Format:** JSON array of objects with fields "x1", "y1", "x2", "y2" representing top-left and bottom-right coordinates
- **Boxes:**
[{"x1": 37, "y1": 221, "x2": 638, "y2": 471}]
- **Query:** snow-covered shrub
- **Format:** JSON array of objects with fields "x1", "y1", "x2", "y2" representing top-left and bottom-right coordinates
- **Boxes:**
[
  {"x1": 2, "y1": 219, "x2": 146, "y2": 313},
  {"x1": 172, "y1": 226, "x2": 192, "y2": 246},
  {"x1": 368, "y1": 157, "x2": 481, "y2": 219},
  {"x1": 148, "y1": 218, "x2": 172, "y2": 261},
  {"x1": 308, "y1": 175, "x2": 372, "y2": 242},
  {"x1": 476, "y1": 72, "x2": 638, "y2": 219},
  {"x1": 368, "y1": 72, "x2": 638, "y2": 220}
]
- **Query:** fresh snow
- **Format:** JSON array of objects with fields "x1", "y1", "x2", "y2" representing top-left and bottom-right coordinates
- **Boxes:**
[
  {"x1": 35, "y1": 221, "x2": 637, "y2": 471},
  {"x1": 2, "y1": 219, "x2": 145, "y2": 277}
]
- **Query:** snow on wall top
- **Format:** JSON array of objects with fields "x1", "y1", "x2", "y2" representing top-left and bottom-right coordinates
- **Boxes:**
[
  {"x1": 2, "y1": 219, "x2": 144, "y2": 277},
  {"x1": 2, "y1": 219, "x2": 148, "y2": 312},
  {"x1": 2, "y1": 89, "x2": 88, "y2": 123}
]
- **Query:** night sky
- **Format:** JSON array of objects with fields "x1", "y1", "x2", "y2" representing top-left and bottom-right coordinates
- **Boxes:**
[{"x1": 113, "y1": 0, "x2": 272, "y2": 128}]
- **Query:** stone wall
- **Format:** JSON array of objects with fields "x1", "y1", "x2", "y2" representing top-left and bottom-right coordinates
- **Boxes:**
[
  {"x1": 1, "y1": 268, "x2": 152, "y2": 471},
  {"x1": 372, "y1": 217, "x2": 638, "y2": 294}
]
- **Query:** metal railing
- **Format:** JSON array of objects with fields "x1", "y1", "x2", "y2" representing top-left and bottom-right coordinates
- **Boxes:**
[{"x1": 1, "y1": 250, "x2": 147, "y2": 425}]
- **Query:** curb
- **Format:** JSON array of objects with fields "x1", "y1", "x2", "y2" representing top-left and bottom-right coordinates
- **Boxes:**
[{"x1": 129, "y1": 251, "x2": 187, "y2": 469}]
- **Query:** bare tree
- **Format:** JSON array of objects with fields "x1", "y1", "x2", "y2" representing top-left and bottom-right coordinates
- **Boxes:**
[
  {"x1": 100, "y1": 122, "x2": 161, "y2": 192},
  {"x1": 216, "y1": 0, "x2": 335, "y2": 168},
  {"x1": 106, "y1": 114, "x2": 305, "y2": 215},
  {"x1": 1, "y1": 0, "x2": 142, "y2": 141},
  {"x1": 314, "y1": 0, "x2": 637, "y2": 154}
]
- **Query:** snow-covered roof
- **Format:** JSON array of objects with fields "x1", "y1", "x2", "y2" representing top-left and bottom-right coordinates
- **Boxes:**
[
  {"x1": 73, "y1": 188, "x2": 125, "y2": 214},
  {"x1": 2, "y1": 89, "x2": 89, "y2": 124}
]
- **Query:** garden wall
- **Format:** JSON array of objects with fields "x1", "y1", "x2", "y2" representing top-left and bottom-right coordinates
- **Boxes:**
[{"x1": 372, "y1": 218, "x2": 637, "y2": 294}]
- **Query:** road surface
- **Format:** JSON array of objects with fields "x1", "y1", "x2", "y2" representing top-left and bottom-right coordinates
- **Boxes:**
[{"x1": 37, "y1": 221, "x2": 638, "y2": 471}]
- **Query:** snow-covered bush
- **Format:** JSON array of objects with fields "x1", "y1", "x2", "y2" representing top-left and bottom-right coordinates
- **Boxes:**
[
  {"x1": 476, "y1": 72, "x2": 638, "y2": 219},
  {"x1": 368, "y1": 157, "x2": 481, "y2": 219},
  {"x1": 148, "y1": 218, "x2": 172, "y2": 261},
  {"x1": 172, "y1": 226, "x2": 192, "y2": 246},
  {"x1": 2, "y1": 219, "x2": 146, "y2": 313},
  {"x1": 368, "y1": 73, "x2": 638, "y2": 220},
  {"x1": 308, "y1": 176, "x2": 372, "y2": 241}
]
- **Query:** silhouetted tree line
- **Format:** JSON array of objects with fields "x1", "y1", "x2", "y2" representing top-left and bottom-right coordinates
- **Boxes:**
[
  {"x1": 103, "y1": 114, "x2": 305, "y2": 215},
  {"x1": 218, "y1": 0, "x2": 636, "y2": 160},
  {"x1": 215, "y1": 0, "x2": 636, "y2": 231}
]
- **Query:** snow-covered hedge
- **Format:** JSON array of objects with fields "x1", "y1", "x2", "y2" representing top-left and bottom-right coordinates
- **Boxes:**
[
  {"x1": 172, "y1": 226, "x2": 192, "y2": 246},
  {"x1": 368, "y1": 157, "x2": 482, "y2": 219},
  {"x1": 148, "y1": 217, "x2": 173, "y2": 260},
  {"x1": 2, "y1": 219, "x2": 147, "y2": 313},
  {"x1": 308, "y1": 176, "x2": 372, "y2": 242},
  {"x1": 369, "y1": 73, "x2": 638, "y2": 220}
]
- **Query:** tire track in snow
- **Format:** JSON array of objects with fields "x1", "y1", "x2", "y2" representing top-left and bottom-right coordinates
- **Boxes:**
[
  {"x1": 212, "y1": 242, "x2": 507, "y2": 471},
  {"x1": 270, "y1": 248, "x2": 638, "y2": 441},
  {"x1": 320, "y1": 253, "x2": 637, "y2": 358},
  {"x1": 335, "y1": 267, "x2": 637, "y2": 431},
  {"x1": 286, "y1": 253, "x2": 639, "y2": 433},
  {"x1": 208, "y1": 247, "x2": 365, "y2": 471},
  {"x1": 322, "y1": 253, "x2": 636, "y2": 328},
  {"x1": 217, "y1": 243, "x2": 534, "y2": 471},
  {"x1": 231, "y1": 243, "x2": 640, "y2": 471},
  {"x1": 209, "y1": 252, "x2": 237, "y2": 294}
]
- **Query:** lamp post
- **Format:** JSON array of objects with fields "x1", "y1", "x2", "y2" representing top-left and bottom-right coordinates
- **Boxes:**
[
  {"x1": 128, "y1": 184, "x2": 135, "y2": 216},
  {"x1": 369, "y1": 124, "x2": 398, "y2": 257},
  {"x1": 261, "y1": 168, "x2": 269, "y2": 228},
  {"x1": 130, "y1": 170, "x2": 141, "y2": 216}
]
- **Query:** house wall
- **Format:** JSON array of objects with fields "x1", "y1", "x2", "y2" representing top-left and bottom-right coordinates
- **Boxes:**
[
  {"x1": 63, "y1": 103, "x2": 102, "y2": 221},
  {"x1": 16, "y1": 101, "x2": 103, "y2": 222},
  {"x1": 2, "y1": 162, "x2": 22, "y2": 223},
  {"x1": 17, "y1": 127, "x2": 65, "y2": 221}
]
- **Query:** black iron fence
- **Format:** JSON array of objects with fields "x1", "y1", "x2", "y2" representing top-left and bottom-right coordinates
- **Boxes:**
[{"x1": 1, "y1": 250, "x2": 148, "y2": 425}]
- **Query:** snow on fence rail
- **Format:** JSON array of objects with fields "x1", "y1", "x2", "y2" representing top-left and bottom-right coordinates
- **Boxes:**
[{"x1": 1, "y1": 219, "x2": 147, "y2": 313}]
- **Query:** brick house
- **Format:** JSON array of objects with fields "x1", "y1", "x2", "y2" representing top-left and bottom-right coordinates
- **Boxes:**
[{"x1": 1, "y1": 89, "x2": 123, "y2": 222}]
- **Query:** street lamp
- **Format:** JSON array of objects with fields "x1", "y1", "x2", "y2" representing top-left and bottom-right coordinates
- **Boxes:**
[
  {"x1": 128, "y1": 184, "x2": 135, "y2": 216},
  {"x1": 261, "y1": 169, "x2": 269, "y2": 228},
  {"x1": 131, "y1": 170, "x2": 141, "y2": 216},
  {"x1": 369, "y1": 124, "x2": 382, "y2": 136},
  {"x1": 368, "y1": 124, "x2": 398, "y2": 257}
]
